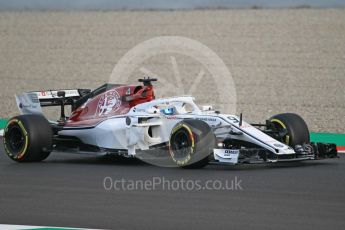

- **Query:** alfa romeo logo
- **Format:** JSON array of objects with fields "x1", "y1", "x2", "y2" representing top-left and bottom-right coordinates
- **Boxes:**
[{"x1": 96, "y1": 89, "x2": 121, "y2": 116}]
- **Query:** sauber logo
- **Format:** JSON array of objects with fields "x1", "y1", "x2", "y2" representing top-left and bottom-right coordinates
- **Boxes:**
[
  {"x1": 224, "y1": 149, "x2": 240, "y2": 157},
  {"x1": 97, "y1": 89, "x2": 121, "y2": 116}
]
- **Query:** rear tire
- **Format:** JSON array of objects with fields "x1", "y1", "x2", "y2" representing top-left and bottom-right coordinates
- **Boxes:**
[
  {"x1": 169, "y1": 119, "x2": 215, "y2": 169},
  {"x1": 269, "y1": 113, "x2": 310, "y2": 147},
  {"x1": 3, "y1": 114, "x2": 53, "y2": 162}
]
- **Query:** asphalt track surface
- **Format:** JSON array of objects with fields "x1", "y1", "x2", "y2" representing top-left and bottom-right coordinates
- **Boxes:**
[{"x1": 0, "y1": 140, "x2": 344, "y2": 230}]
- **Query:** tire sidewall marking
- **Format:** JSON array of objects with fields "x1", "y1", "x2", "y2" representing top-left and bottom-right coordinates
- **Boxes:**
[
  {"x1": 3, "y1": 119, "x2": 29, "y2": 160},
  {"x1": 271, "y1": 118, "x2": 290, "y2": 145},
  {"x1": 169, "y1": 123, "x2": 195, "y2": 166}
]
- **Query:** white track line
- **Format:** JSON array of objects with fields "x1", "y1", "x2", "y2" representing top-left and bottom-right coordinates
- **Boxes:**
[{"x1": 0, "y1": 224, "x2": 102, "y2": 230}]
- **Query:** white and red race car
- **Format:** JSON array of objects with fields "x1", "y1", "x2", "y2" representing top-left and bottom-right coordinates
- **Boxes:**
[{"x1": 2, "y1": 78, "x2": 337, "y2": 168}]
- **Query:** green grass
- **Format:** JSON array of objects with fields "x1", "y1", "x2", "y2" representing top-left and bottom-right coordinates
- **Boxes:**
[
  {"x1": 0, "y1": 119, "x2": 7, "y2": 129},
  {"x1": 310, "y1": 132, "x2": 345, "y2": 146}
]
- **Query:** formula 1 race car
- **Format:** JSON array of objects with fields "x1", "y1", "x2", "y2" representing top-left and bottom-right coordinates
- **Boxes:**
[{"x1": 2, "y1": 78, "x2": 338, "y2": 168}]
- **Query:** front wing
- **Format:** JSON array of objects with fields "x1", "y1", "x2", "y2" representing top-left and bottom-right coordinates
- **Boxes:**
[{"x1": 213, "y1": 142, "x2": 338, "y2": 164}]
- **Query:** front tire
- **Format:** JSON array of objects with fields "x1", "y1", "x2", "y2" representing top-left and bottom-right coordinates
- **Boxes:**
[
  {"x1": 269, "y1": 113, "x2": 310, "y2": 147},
  {"x1": 3, "y1": 114, "x2": 53, "y2": 162},
  {"x1": 169, "y1": 119, "x2": 215, "y2": 168}
]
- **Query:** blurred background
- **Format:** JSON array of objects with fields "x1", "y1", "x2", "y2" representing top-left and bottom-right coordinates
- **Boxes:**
[
  {"x1": 0, "y1": 0, "x2": 344, "y2": 132},
  {"x1": 0, "y1": 0, "x2": 345, "y2": 10}
]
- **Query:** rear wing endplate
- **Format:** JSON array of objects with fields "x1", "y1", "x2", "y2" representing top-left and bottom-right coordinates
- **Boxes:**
[{"x1": 15, "y1": 89, "x2": 89, "y2": 115}]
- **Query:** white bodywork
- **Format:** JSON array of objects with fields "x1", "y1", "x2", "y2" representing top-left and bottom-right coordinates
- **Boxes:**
[{"x1": 55, "y1": 96, "x2": 296, "y2": 164}]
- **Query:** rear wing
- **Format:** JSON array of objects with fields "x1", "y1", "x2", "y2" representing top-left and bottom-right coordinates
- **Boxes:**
[
  {"x1": 15, "y1": 89, "x2": 91, "y2": 115},
  {"x1": 33, "y1": 90, "x2": 81, "y2": 106}
]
